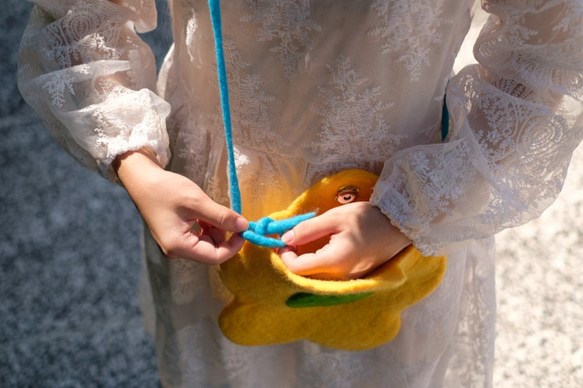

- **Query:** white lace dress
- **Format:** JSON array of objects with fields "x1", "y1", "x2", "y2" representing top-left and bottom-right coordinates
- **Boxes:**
[{"x1": 18, "y1": 0, "x2": 583, "y2": 386}]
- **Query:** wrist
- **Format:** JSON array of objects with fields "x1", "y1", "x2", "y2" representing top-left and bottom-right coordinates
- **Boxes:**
[
  {"x1": 370, "y1": 203, "x2": 412, "y2": 251},
  {"x1": 113, "y1": 148, "x2": 165, "y2": 193}
]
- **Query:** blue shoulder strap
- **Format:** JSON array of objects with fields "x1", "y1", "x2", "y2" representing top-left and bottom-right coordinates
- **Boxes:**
[{"x1": 208, "y1": 0, "x2": 314, "y2": 248}]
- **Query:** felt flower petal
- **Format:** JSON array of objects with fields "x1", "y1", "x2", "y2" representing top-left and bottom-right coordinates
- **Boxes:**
[{"x1": 219, "y1": 244, "x2": 446, "y2": 351}]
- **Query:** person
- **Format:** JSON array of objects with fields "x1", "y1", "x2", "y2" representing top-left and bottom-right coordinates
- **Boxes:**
[{"x1": 17, "y1": 0, "x2": 583, "y2": 386}]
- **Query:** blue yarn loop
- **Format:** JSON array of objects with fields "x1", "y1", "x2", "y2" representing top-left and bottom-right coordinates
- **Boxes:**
[
  {"x1": 208, "y1": 0, "x2": 314, "y2": 248},
  {"x1": 242, "y1": 213, "x2": 317, "y2": 248}
]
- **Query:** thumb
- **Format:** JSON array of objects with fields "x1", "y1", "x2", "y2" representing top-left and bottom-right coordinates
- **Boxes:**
[{"x1": 189, "y1": 195, "x2": 249, "y2": 233}]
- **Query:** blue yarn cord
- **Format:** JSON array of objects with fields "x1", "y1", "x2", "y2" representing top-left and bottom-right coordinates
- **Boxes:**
[
  {"x1": 208, "y1": 0, "x2": 314, "y2": 247},
  {"x1": 441, "y1": 83, "x2": 450, "y2": 142},
  {"x1": 208, "y1": 0, "x2": 241, "y2": 214}
]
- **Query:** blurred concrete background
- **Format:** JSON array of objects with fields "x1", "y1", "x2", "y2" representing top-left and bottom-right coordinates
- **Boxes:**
[
  {"x1": 1, "y1": 2, "x2": 581, "y2": 387},
  {"x1": 0, "y1": 1, "x2": 171, "y2": 387}
]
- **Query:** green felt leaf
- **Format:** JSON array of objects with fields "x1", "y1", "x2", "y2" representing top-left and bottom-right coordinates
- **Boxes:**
[{"x1": 285, "y1": 291, "x2": 374, "y2": 308}]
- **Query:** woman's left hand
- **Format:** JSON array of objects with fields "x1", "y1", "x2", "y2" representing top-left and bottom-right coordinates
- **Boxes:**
[{"x1": 278, "y1": 202, "x2": 411, "y2": 280}]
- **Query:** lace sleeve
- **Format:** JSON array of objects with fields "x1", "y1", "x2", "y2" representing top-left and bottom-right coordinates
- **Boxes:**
[
  {"x1": 371, "y1": 0, "x2": 583, "y2": 255},
  {"x1": 17, "y1": 0, "x2": 170, "y2": 181}
]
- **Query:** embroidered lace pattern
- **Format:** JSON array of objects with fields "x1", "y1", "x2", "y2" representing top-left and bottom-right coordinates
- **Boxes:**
[
  {"x1": 223, "y1": 40, "x2": 282, "y2": 152},
  {"x1": 43, "y1": 2, "x2": 125, "y2": 69},
  {"x1": 370, "y1": 0, "x2": 452, "y2": 82},
  {"x1": 308, "y1": 55, "x2": 404, "y2": 178},
  {"x1": 241, "y1": 0, "x2": 321, "y2": 79}
]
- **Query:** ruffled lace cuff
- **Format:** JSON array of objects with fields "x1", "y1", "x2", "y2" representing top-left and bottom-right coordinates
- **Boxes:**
[{"x1": 56, "y1": 86, "x2": 171, "y2": 179}]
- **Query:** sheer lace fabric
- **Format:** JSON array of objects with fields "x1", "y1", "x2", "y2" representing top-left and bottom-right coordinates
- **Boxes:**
[
  {"x1": 17, "y1": 0, "x2": 583, "y2": 387},
  {"x1": 18, "y1": 0, "x2": 170, "y2": 180}
]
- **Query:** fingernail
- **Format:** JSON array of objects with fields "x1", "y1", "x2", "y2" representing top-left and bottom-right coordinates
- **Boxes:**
[{"x1": 281, "y1": 230, "x2": 294, "y2": 244}]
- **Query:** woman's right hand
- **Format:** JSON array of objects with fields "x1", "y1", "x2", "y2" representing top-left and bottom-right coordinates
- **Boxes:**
[{"x1": 113, "y1": 149, "x2": 248, "y2": 265}]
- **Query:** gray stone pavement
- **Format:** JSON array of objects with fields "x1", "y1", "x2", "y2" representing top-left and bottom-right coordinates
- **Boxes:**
[{"x1": 1, "y1": 3, "x2": 581, "y2": 387}]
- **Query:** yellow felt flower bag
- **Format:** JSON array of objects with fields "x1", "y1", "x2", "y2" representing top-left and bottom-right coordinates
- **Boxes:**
[{"x1": 218, "y1": 169, "x2": 446, "y2": 351}]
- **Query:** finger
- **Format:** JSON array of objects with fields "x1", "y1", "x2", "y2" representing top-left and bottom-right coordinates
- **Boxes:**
[
  {"x1": 279, "y1": 237, "x2": 350, "y2": 278},
  {"x1": 279, "y1": 249, "x2": 317, "y2": 274},
  {"x1": 185, "y1": 194, "x2": 249, "y2": 233},
  {"x1": 213, "y1": 232, "x2": 246, "y2": 262},
  {"x1": 280, "y1": 250, "x2": 345, "y2": 279},
  {"x1": 281, "y1": 212, "x2": 341, "y2": 246},
  {"x1": 276, "y1": 245, "x2": 298, "y2": 265},
  {"x1": 164, "y1": 229, "x2": 245, "y2": 265},
  {"x1": 198, "y1": 221, "x2": 227, "y2": 245}
]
